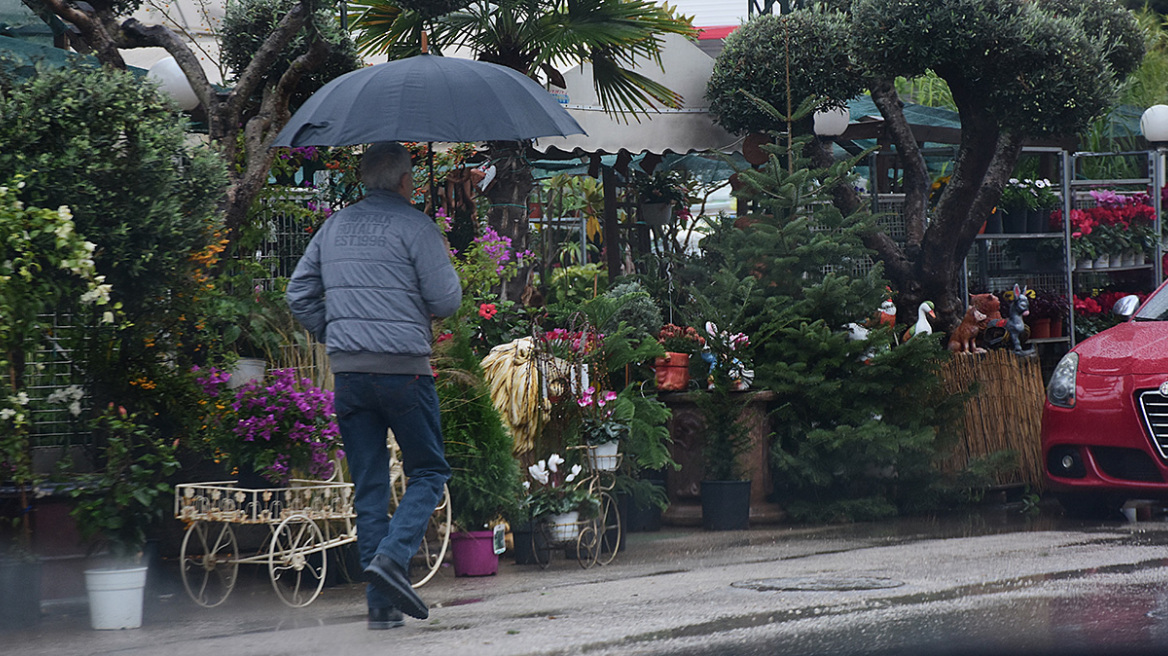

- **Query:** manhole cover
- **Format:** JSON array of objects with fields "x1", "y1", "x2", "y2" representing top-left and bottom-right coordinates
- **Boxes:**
[{"x1": 732, "y1": 576, "x2": 905, "y2": 592}]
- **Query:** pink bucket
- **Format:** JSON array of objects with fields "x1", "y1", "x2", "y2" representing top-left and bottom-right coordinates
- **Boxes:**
[{"x1": 450, "y1": 530, "x2": 499, "y2": 577}]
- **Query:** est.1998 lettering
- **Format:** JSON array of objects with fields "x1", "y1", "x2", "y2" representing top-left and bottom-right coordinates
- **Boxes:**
[{"x1": 334, "y1": 235, "x2": 388, "y2": 247}]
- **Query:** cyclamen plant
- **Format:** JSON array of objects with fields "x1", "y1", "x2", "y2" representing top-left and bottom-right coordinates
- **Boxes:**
[
  {"x1": 523, "y1": 453, "x2": 597, "y2": 517},
  {"x1": 195, "y1": 366, "x2": 343, "y2": 485},
  {"x1": 576, "y1": 387, "x2": 628, "y2": 446}
]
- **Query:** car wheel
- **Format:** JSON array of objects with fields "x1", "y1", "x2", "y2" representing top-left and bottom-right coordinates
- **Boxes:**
[{"x1": 1055, "y1": 492, "x2": 1123, "y2": 520}]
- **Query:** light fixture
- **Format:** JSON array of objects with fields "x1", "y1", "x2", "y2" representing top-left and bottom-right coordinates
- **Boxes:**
[
  {"x1": 147, "y1": 57, "x2": 200, "y2": 111},
  {"x1": 813, "y1": 105, "x2": 850, "y2": 138},
  {"x1": 1140, "y1": 104, "x2": 1168, "y2": 144}
]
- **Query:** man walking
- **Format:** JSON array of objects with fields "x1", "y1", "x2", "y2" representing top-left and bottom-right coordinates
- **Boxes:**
[{"x1": 287, "y1": 142, "x2": 462, "y2": 629}]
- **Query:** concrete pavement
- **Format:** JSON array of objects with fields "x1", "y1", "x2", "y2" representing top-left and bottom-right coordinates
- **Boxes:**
[{"x1": 11, "y1": 508, "x2": 1168, "y2": 656}]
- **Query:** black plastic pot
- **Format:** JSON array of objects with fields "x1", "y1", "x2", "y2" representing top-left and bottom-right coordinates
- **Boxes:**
[
  {"x1": 0, "y1": 556, "x2": 42, "y2": 632},
  {"x1": 511, "y1": 523, "x2": 547, "y2": 565},
  {"x1": 700, "y1": 480, "x2": 751, "y2": 531}
]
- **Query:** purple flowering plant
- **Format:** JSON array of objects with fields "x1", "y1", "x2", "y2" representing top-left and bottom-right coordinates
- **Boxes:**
[{"x1": 194, "y1": 366, "x2": 343, "y2": 486}]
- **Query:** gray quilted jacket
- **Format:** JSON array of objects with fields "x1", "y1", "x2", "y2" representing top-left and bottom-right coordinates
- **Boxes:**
[{"x1": 286, "y1": 190, "x2": 462, "y2": 375}]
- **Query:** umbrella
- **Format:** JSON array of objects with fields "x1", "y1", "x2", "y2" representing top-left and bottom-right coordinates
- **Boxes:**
[{"x1": 273, "y1": 53, "x2": 585, "y2": 147}]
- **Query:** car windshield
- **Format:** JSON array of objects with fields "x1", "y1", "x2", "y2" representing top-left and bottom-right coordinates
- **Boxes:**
[{"x1": 1135, "y1": 286, "x2": 1168, "y2": 320}]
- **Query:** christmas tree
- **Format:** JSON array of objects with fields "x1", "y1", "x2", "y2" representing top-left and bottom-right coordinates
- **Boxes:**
[{"x1": 687, "y1": 98, "x2": 960, "y2": 522}]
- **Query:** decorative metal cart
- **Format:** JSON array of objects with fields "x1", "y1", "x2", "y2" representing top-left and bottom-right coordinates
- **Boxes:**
[
  {"x1": 175, "y1": 435, "x2": 451, "y2": 608},
  {"x1": 529, "y1": 444, "x2": 623, "y2": 569}
]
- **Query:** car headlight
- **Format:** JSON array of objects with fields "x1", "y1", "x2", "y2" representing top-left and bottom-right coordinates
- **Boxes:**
[{"x1": 1047, "y1": 352, "x2": 1079, "y2": 408}]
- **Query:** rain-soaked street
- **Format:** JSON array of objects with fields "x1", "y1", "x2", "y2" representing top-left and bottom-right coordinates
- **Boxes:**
[{"x1": 13, "y1": 500, "x2": 1168, "y2": 656}]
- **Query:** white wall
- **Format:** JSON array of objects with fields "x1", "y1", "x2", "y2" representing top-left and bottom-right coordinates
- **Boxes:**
[{"x1": 668, "y1": 0, "x2": 750, "y2": 27}]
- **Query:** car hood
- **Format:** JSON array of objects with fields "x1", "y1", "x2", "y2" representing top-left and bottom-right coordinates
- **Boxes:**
[{"x1": 1076, "y1": 320, "x2": 1168, "y2": 375}]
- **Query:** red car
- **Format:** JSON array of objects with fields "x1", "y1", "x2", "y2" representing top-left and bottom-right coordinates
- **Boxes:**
[{"x1": 1042, "y1": 281, "x2": 1168, "y2": 517}]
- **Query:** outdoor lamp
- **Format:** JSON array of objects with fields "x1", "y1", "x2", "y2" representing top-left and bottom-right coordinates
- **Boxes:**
[
  {"x1": 1140, "y1": 105, "x2": 1168, "y2": 144},
  {"x1": 813, "y1": 106, "x2": 850, "y2": 138},
  {"x1": 148, "y1": 57, "x2": 200, "y2": 111}
]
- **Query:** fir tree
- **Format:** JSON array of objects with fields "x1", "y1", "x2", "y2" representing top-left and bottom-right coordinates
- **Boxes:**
[{"x1": 689, "y1": 98, "x2": 959, "y2": 522}]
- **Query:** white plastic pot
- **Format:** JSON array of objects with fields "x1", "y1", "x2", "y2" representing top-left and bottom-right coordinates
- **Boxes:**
[{"x1": 85, "y1": 566, "x2": 148, "y2": 630}]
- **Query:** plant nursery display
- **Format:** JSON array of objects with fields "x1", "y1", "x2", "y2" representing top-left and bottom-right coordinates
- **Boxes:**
[{"x1": 194, "y1": 367, "x2": 344, "y2": 486}]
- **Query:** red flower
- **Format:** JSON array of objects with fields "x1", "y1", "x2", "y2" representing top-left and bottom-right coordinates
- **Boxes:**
[
  {"x1": 436, "y1": 332, "x2": 453, "y2": 343},
  {"x1": 478, "y1": 303, "x2": 497, "y2": 320}
]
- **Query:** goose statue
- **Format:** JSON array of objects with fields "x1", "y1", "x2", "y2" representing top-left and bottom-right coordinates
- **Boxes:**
[{"x1": 902, "y1": 301, "x2": 936, "y2": 342}]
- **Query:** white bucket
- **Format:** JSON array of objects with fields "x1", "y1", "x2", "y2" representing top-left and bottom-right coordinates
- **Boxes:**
[{"x1": 85, "y1": 566, "x2": 148, "y2": 630}]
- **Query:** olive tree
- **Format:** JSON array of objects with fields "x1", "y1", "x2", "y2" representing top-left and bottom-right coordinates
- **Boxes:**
[
  {"x1": 27, "y1": 0, "x2": 357, "y2": 250},
  {"x1": 707, "y1": 0, "x2": 1145, "y2": 327}
]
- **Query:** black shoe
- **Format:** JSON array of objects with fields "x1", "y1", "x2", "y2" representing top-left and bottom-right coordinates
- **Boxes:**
[
  {"x1": 368, "y1": 607, "x2": 404, "y2": 630},
  {"x1": 364, "y1": 554, "x2": 429, "y2": 620}
]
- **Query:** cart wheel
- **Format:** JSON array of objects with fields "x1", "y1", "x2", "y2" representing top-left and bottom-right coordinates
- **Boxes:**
[
  {"x1": 576, "y1": 522, "x2": 600, "y2": 569},
  {"x1": 269, "y1": 514, "x2": 327, "y2": 608},
  {"x1": 595, "y1": 492, "x2": 622, "y2": 566},
  {"x1": 388, "y1": 474, "x2": 451, "y2": 588},
  {"x1": 532, "y1": 522, "x2": 553, "y2": 569},
  {"x1": 180, "y1": 520, "x2": 238, "y2": 608}
]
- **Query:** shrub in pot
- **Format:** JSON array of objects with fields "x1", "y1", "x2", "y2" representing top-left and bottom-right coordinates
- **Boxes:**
[
  {"x1": 69, "y1": 405, "x2": 179, "y2": 629},
  {"x1": 435, "y1": 323, "x2": 522, "y2": 576}
]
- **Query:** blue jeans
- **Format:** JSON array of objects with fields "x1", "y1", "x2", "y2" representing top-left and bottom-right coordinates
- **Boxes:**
[{"x1": 334, "y1": 373, "x2": 450, "y2": 610}]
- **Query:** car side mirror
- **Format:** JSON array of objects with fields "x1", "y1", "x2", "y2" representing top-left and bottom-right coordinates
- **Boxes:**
[{"x1": 1113, "y1": 294, "x2": 1140, "y2": 318}]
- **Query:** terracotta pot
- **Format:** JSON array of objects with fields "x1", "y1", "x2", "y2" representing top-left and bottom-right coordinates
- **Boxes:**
[
  {"x1": 654, "y1": 352, "x2": 690, "y2": 392},
  {"x1": 1030, "y1": 317, "x2": 1051, "y2": 340},
  {"x1": 1051, "y1": 318, "x2": 1064, "y2": 338}
]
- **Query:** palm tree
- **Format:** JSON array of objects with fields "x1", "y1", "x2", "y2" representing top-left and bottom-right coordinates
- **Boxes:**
[{"x1": 347, "y1": 0, "x2": 695, "y2": 300}]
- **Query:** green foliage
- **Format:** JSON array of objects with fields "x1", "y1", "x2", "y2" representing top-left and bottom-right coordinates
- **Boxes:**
[
  {"x1": 0, "y1": 65, "x2": 226, "y2": 311},
  {"x1": 0, "y1": 64, "x2": 230, "y2": 439},
  {"x1": 68, "y1": 406, "x2": 180, "y2": 561},
  {"x1": 694, "y1": 98, "x2": 958, "y2": 519},
  {"x1": 435, "y1": 322, "x2": 522, "y2": 530},
  {"x1": 546, "y1": 262, "x2": 607, "y2": 308},
  {"x1": 848, "y1": 0, "x2": 1141, "y2": 136},
  {"x1": 221, "y1": 0, "x2": 362, "y2": 110},
  {"x1": 694, "y1": 375, "x2": 752, "y2": 481},
  {"x1": 600, "y1": 282, "x2": 662, "y2": 340},
  {"x1": 707, "y1": 11, "x2": 865, "y2": 135}
]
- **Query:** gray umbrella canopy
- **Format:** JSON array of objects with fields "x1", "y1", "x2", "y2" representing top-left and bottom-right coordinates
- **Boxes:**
[{"x1": 273, "y1": 54, "x2": 585, "y2": 147}]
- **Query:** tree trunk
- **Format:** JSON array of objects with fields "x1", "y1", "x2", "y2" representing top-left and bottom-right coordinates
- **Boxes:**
[{"x1": 486, "y1": 141, "x2": 534, "y2": 302}]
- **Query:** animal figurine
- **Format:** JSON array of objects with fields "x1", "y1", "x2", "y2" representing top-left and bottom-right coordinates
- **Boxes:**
[
  {"x1": 902, "y1": 301, "x2": 935, "y2": 342},
  {"x1": 877, "y1": 299, "x2": 897, "y2": 329},
  {"x1": 1005, "y1": 284, "x2": 1032, "y2": 354},
  {"x1": 948, "y1": 306, "x2": 988, "y2": 353},
  {"x1": 970, "y1": 292, "x2": 1006, "y2": 348}
]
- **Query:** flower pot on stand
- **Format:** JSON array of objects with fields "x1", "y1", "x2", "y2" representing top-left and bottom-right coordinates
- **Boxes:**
[
  {"x1": 1030, "y1": 317, "x2": 1052, "y2": 340},
  {"x1": 587, "y1": 441, "x2": 621, "y2": 472},
  {"x1": 1051, "y1": 318, "x2": 1064, "y2": 338},
  {"x1": 985, "y1": 211, "x2": 1003, "y2": 234},
  {"x1": 1027, "y1": 209, "x2": 1049, "y2": 233},
  {"x1": 1093, "y1": 253, "x2": 1110, "y2": 269},
  {"x1": 700, "y1": 480, "x2": 751, "y2": 531},
  {"x1": 547, "y1": 511, "x2": 579, "y2": 542},
  {"x1": 85, "y1": 565, "x2": 148, "y2": 630},
  {"x1": 1075, "y1": 258, "x2": 1092, "y2": 271},
  {"x1": 449, "y1": 530, "x2": 499, "y2": 577},
  {"x1": 1001, "y1": 209, "x2": 1027, "y2": 234},
  {"x1": 654, "y1": 352, "x2": 690, "y2": 392}
]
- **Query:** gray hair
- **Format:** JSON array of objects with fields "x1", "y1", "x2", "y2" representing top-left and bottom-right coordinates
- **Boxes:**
[{"x1": 360, "y1": 142, "x2": 413, "y2": 191}]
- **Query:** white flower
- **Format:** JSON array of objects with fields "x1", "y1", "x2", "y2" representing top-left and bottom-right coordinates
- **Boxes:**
[
  {"x1": 522, "y1": 481, "x2": 530, "y2": 491},
  {"x1": 69, "y1": 401, "x2": 82, "y2": 417},
  {"x1": 101, "y1": 311, "x2": 115, "y2": 324},
  {"x1": 0, "y1": 408, "x2": 14, "y2": 420},
  {"x1": 547, "y1": 453, "x2": 565, "y2": 473},
  {"x1": 58, "y1": 205, "x2": 72, "y2": 221},
  {"x1": 528, "y1": 461, "x2": 549, "y2": 485},
  {"x1": 14, "y1": 392, "x2": 29, "y2": 405},
  {"x1": 564, "y1": 464, "x2": 583, "y2": 483}
]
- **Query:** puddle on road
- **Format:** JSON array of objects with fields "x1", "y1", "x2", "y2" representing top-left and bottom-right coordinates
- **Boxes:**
[
  {"x1": 732, "y1": 577, "x2": 905, "y2": 592},
  {"x1": 433, "y1": 597, "x2": 484, "y2": 608}
]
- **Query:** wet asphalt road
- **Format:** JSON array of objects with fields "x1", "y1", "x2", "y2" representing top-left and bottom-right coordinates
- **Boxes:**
[{"x1": 12, "y1": 501, "x2": 1168, "y2": 656}]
